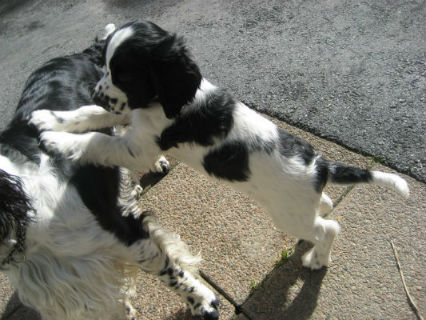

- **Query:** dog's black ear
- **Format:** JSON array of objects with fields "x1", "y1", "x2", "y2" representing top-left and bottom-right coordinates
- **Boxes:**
[
  {"x1": 0, "y1": 170, "x2": 32, "y2": 242},
  {"x1": 150, "y1": 35, "x2": 202, "y2": 119}
]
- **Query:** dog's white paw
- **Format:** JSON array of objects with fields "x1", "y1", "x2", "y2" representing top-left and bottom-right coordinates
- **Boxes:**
[
  {"x1": 40, "y1": 131, "x2": 90, "y2": 163},
  {"x1": 154, "y1": 156, "x2": 170, "y2": 174},
  {"x1": 30, "y1": 110, "x2": 65, "y2": 131},
  {"x1": 187, "y1": 287, "x2": 219, "y2": 320},
  {"x1": 302, "y1": 248, "x2": 330, "y2": 270}
]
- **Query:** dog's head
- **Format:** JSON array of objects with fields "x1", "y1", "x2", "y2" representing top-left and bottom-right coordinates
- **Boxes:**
[
  {"x1": 94, "y1": 21, "x2": 202, "y2": 119},
  {"x1": 0, "y1": 169, "x2": 32, "y2": 264}
]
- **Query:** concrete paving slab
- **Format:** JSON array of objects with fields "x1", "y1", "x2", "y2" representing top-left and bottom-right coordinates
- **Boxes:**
[{"x1": 239, "y1": 167, "x2": 425, "y2": 319}]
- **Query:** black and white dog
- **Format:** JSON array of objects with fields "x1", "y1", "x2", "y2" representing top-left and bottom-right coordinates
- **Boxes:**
[
  {"x1": 1, "y1": 26, "x2": 219, "y2": 320},
  {"x1": 31, "y1": 21, "x2": 409, "y2": 271}
]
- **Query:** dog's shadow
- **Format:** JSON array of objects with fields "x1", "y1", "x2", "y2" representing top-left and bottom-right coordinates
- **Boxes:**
[
  {"x1": 236, "y1": 241, "x2": 327, "y2": 320},
  {"x1": 139, "y1": 170, "x2": 168, "y2": 190},
  {"x1": 1, "y1": 292, "x2": 40, "y2": 320}
]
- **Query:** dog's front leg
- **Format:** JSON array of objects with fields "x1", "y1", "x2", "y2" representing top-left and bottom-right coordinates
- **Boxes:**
[
  {"x1": 30, "y1": 105, "x2": 130, "y2": 133},
  {"x1": 137, "y1": 218, "x2": 219, "y2": 319},
  {"x1": 40, "y1": 130, "x2": 156, "y2": 171}
]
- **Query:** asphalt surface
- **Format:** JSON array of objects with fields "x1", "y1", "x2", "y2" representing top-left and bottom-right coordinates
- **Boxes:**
[{"x1": 0, "y1": 0, "x2": 425, "y2": 181}]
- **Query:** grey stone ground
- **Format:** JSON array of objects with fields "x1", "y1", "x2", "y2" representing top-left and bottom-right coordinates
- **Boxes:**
[{"x1": 0, "y1": 0, "x2": 425, "y2": 181}]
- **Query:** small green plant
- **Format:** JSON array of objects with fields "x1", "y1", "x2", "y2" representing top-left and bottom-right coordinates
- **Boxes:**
[
  {"x1": 274, "y1": 248, "x2": 292, "y2": 267},
  {"x1": 369, "y1": 156, "x2": 385, "y2": 166},
  {"x1": 281, "y1": 248, "x2": 289, "y2": 260}
]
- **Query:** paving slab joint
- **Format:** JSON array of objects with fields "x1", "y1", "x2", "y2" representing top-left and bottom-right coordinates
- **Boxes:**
[
  {"x1": 199, "y1": 270, "x2": 255, "y2": 320},
  {"x1": 323, "y1": 185, "x2": 355, "y2": 218}
]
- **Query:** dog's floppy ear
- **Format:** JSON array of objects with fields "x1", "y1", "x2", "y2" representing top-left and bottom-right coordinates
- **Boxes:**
[
  {"x1": 150, "y1": 35, "x2": 202, "y2": 119},
  {"x1": 0, "y1": 170, "x2": 32, "y2": 243}
]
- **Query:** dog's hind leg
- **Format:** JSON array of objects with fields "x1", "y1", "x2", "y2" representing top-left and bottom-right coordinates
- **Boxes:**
[
  {"x1": 300, "y1": 216, "x2": 340, "y2": 270},
  {"x1": 137, "y1": 217, "x2": 219, "y2": 320}
]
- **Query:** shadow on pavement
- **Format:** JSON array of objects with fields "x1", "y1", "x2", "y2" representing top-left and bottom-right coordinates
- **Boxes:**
[
  {"x1": 101, "y1": 0, "x2": 155, "y2": 9},
  {"x1": 165, "y1": 309, "x2": 197, "y2": 320},
  {"x1": 140, "y1": 170, "x2": 169, "y2": 190},
  {"x1": 0, "y1": 292, "x2": 40, "y2": 320},
  {"x1": 0, "y1": 0, "x2": 31, "y2": 16},
  {"x1": 239, "y1": 241, "x2": 327, "y2": 320}
]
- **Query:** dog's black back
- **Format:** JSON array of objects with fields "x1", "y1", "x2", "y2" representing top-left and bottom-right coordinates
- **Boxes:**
[{"x1": 0, "y1": 41, "x2": 147, "y2": 245}]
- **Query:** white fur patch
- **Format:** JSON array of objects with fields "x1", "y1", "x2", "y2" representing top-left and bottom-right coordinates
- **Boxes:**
[
  {"x1": 229, "y1": 102, "x2": 278, "y2": 144},
  {"x1": 103, "y1": 23, "x2": 116, "y2": 40},
  {"x1": 371, "y1": 171, "x2": 410, "y2": 198},
  {"x1": 106, "y1": 26, "x2": 134, "y2": 66}
]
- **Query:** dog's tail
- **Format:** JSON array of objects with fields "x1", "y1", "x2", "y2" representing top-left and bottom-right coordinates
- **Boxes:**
[{"x1": 317, "y1": 157, "x2": 409, "y2": 198}]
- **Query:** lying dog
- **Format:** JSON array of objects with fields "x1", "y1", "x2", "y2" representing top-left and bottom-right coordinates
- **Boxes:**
[
  {"x1": 31, "y1": 21, "x2": 409, "y2": 271},
  {"x1": 1, "y1": 27, "x2": 219, "y2": 320}
]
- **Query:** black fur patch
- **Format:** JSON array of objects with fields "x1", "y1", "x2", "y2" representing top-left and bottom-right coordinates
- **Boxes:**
[
  {"x1": 70, "y1": 166, "x2": 149, "y2": 245},
  {"x1": 314, "y1": 157, "x2": 373, "y2": 192},
  {"x1": 203, "y1": 140, "x2": 250, "y2": 182},
  {"x1": 0, "y1": 170, "x2": 32, "y2": 243},
  {"x1": 328, "y1": 162, "x2": 372, "y2": 184},
  {"x1": 314, "y1": 157, "x2": 329, "y2": 192},
  {"x1": 157, "y1": 88, "x2": 235, "y2": 150},
  {"x1": 277, "y1": 128, "x2": 315, "y2": 165}
]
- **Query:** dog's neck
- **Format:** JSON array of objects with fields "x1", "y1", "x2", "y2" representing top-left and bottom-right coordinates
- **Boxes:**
[
  {"x1": 188, "y1": 78, "x2": 217, "y2": 110},
  {"x1": 132, "y1": 103, "x2": 172, "y2": 134}
]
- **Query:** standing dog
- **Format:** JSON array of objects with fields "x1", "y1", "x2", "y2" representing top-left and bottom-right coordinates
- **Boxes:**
[
  {"x1": 1, "y1": 27, "x2": 219, "y2": 320},
  {"x1": 31, "y1": 21, "x2": 409, "y2": 271}
]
